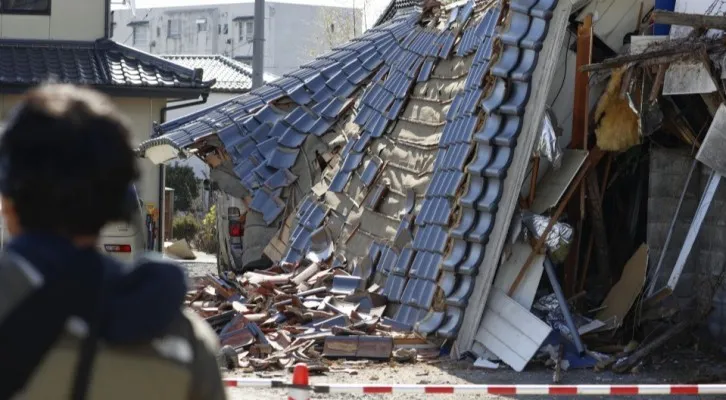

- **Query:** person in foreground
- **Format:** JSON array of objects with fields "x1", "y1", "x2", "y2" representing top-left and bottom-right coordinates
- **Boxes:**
[{"x1": 0, "y1": 84, "x2": 226, "y2": 400}]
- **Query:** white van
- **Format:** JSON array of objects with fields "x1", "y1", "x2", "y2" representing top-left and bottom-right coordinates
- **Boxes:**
[{"x1": 98, "y1": 186, "x2": 147, "y2": 262}]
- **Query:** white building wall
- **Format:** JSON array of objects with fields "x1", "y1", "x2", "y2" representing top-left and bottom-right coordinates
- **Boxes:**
[
  {"x1": 111, "y1": 2, "x2": 362, "y2": 76},
  {"x1": 0, "y1": 0, "x2": 106, "y2": 41}
]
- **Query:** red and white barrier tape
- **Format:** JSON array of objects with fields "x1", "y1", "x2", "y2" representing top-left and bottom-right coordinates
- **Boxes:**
[{"x1": 224, "y1": 379, "x2": 726, "y2": 396}]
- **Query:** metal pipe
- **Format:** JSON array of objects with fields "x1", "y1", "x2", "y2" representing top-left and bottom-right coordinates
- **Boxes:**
[
  {"x1": 666, "y1": 170, "x2": 721, "y2": 290},
  {"x1": 521, "y1": 214, "x2": 586, "y2": 355},
  {"x1": 252, "y1": 0, "x2": 265, "y2": 89},
  {"x1": 543, "y1": 256, "x2": 586, "y2": 356}
]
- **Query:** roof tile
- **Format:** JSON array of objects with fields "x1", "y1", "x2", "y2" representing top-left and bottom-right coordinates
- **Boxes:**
[
  {"x1": 162, "y1": 54, "x2": 278, "y2": 93},
  {"x1": 0, "y1": 39, "x2": 210, "y2": 92}
]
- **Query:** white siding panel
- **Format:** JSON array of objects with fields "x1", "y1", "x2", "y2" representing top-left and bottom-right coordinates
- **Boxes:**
[
  {"x1": 474, "y1": 287, "x2": 552, "y2": 372},
  {"x1": 1, "y1": 15, "x2": 50, "y2": 39},
  {"x1": 51, "y1": 0, "x2": 105, "y2": 41}
]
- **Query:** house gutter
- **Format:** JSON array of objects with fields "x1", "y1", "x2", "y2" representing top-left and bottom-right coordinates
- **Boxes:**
[
  {"x1": 155, "y1": 94, "x2": 209, "y2": 252},
  {"x1": 104, "y1": 0, "x2": 111, "y2": 39}
]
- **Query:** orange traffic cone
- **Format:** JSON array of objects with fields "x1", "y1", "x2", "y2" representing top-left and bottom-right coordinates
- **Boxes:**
[{"x1": 287, "y1": 363, "x2": 310, "y2": 400}]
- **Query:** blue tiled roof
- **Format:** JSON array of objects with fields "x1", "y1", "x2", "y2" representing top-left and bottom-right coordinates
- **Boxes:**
[
  {"x1": 0, "y1": 39, "x2": 213, "y2": 93},
  {"x1": 139, "y1": 0, "x2": 558, "y2": 339}
]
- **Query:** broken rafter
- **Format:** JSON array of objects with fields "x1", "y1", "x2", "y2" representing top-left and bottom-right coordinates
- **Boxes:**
[
  {"x1": 612, "y1": 319, "x2": 693, "y2": 373},
  {"x1": 652, "y1": 10, "x2": 726, "y2": 32},
  {"x1": 508, "y1": 148, "x2": 605, "y2": 296},
  {"x1": 580, "y1": 40, "x2": 722, "y2": 72}
]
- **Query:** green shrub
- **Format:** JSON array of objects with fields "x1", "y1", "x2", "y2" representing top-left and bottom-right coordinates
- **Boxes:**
[
  {"x1": 172, "y1": 214, "x2": 200, "y2": 242},
  {"x1": 194, "y1": 205, "x2": 219, "y2": 254}
]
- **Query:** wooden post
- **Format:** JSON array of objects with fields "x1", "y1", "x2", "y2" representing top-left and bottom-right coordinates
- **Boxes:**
[
  {"x1": 571, "y1": 14, "x2": 593, "y2": 149},
  {"x1": 564, "y1": 14, "x2": 593, "y2": 296}
]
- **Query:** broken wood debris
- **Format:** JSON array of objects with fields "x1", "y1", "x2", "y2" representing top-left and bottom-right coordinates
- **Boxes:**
[{"x1": 186, "y1": 266, "x2": 440, "y2": 372}]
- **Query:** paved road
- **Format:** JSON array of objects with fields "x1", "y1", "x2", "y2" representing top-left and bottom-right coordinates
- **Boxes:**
[
  {"x1": 177, "y1": 252, "x2": 218, "y2": 278},
  {"x1": 223, "y1": 356, "x2": 726, "y2": 400}
]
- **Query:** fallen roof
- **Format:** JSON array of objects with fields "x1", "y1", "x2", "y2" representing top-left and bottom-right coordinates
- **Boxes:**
[
  {"x1": 161, "y1": 55, "x2": 278, "y2": 93},
  {"x1": 0, "y1": 39, "x2": 213, "y2": 97},
  {"x1": 139, "y1": 0, "x2": 565, "y2": 347}
]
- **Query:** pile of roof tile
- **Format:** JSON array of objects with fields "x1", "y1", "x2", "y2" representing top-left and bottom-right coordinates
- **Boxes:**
[{"x1": 186, "y1": 258, "x2": 441, "y2": 371}]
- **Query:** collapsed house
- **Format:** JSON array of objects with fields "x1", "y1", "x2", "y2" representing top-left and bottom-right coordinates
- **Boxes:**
[{"x1": 140, "y1": 0, "x2": 726, "y2": 376}]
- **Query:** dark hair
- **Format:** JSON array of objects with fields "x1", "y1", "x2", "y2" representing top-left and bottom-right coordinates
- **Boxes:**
[{"x1": 0, "y1": 84, "x2": 140, "y2": 236}]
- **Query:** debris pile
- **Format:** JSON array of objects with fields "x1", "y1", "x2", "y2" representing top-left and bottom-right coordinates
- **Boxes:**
[{"x1": 187, "y1": 264, "x2": 442, "y2": 372}]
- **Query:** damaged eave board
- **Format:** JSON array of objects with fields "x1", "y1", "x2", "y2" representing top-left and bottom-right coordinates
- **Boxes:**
[
  {"x1": 474, "y1": 287, "x2": 553, "y2": 372},
  {"x1": 530, "y1": 149, "x2": 589, "y2": 214},
  {"x1": 142, "y1": 143, "x2": 182, "y2": 165},
  {"x1": 454, "y1": 0, "x2": 573, "y2": 356},
  {"x1": 663, "y1": 0, "x2": 719, "y2": 95}
]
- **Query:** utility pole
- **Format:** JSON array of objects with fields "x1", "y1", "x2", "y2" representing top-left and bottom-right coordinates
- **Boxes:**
[{"x1": 252, "y1": 0, "x2": 265, "y2": 89}]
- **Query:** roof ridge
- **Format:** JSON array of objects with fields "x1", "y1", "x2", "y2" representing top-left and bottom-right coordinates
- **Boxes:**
[{"x1": 106, "y1": 40, "x2": 213, "y2": 85}]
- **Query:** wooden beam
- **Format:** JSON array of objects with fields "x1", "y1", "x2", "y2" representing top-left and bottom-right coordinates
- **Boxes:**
[
  {"x1": 571, "y1": 14, "x2": 593, "y2": 149},
  {"x1": 580, "y1": 41, "x2": 716, "y2": 72},
  {"x1": 612, "y1": 320, "x2": 693, "y2": 373},
  {"x1": 565, "y1": 14, "x2": 593, "y2": 296},
  {"x1": 652, "y1": 10, "x2": 726, "y2": 31}
]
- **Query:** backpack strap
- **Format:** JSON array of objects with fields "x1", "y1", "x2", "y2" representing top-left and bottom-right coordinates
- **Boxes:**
[{"x1": 0, "y1": 251, "x2": 105, "y2": 399}]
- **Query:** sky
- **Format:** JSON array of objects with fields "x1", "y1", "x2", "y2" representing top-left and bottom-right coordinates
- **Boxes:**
[{"x1": 114, "y1": 0, "x2": 391, "y2": 30}]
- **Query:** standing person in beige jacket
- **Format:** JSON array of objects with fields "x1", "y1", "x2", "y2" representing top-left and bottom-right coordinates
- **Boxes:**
[{"x1": 0, "y1": 84, "x2": 226, "y2": 400}]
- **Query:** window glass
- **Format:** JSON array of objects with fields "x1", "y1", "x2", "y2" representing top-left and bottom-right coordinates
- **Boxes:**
[
  {"x1": 1, "y1": 0, "x2": 50, "y2": 13},
  {"x1": 196, "y1": 18, "x2": 207, "y2": 32},
  {"x1": 168, "y1": 19, "x2": 181, "y2": 38},
  {"x1": 245, "y1": 21, "x2": 254, "y2": 41},
  {"x1": 133, "y1": 24, "x2": 149, "y2": 46}
]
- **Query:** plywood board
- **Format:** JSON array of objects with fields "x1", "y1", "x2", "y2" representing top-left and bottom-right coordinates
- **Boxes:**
[
  {"x1": 494, "y1": 243, "x2": 545, "y2": 309},
  {"x1": 663, "y1": 62, "x2": 717, "y2": 96},
  {"x1": 596, "y1": 244, "x2": 649, "y2": 330},
  {"x1": 474, "y1": 287, "x2": 553, "y2": 372},
  {"x1": 662, "y1": 0, "x2": 719, "y2": 95},
  {"x1": 530, "y1": 149, "x2": 588, "y2": 214}
]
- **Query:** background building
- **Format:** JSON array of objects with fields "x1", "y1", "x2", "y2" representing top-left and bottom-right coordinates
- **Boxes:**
[{"x1": 111, "y1": 0, "x2": 363, "y2": 76}]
